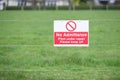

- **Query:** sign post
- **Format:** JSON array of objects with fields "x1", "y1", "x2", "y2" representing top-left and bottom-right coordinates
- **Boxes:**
[{"x1": 54, "y1": 20, "x2": 89, "y2": 47}]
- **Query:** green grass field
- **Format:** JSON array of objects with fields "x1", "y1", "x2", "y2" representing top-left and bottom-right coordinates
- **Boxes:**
[{"x1": 0, "y1": 10, "x2": 120, "y2": 80}]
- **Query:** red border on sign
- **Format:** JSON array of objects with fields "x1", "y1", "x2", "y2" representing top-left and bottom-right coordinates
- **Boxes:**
[{"x1": 66, "y1": 20, "x2": 76, "y2": 32}]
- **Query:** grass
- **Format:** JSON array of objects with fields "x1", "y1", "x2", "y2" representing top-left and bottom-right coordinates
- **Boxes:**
[{"x1": 0, "y1": 10, "x2": 120, "y2": 80}]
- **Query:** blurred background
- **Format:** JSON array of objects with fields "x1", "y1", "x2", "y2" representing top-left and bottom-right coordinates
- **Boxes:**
[
  {"x1": 0, "y1": 0, "x2": 120, "y2": 80},
  {"x1": 0, "y1": 0, "x2": 120, "y2": 10}
]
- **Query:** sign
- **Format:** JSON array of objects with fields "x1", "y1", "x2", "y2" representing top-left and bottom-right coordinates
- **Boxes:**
[
  {"x1": 66, "y1": 20, "x2": 76, "y2": 32},
  {"x1": 54, "y1": 20, "x2": 89, "y2": 47}
]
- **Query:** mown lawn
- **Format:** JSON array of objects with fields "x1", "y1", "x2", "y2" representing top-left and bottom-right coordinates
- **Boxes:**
[{"x1": 0, "y1": 10, "x2": 120, "y2": 80}]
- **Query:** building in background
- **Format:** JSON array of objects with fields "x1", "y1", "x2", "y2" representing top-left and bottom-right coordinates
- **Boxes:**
[
  {"x1": 2, "y1": 0, "x2": 119, "y2": 6},
  {"x1": 0, "y1": 0, "x2": 3, "y2": 10},
  {"x1": 94, "y1": 0, "x2": 117, "y2": 5},
  {"x1": 1, "y1": 0, "x2": 119, "y2": 10},
  {"x1": 2, "y1": 0, "x2": 70, "y2": 6}
]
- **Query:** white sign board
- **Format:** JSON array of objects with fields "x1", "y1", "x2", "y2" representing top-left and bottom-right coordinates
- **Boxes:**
[{"x1": 54, "y1": 20, "x2": 89, "y2": 47}]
